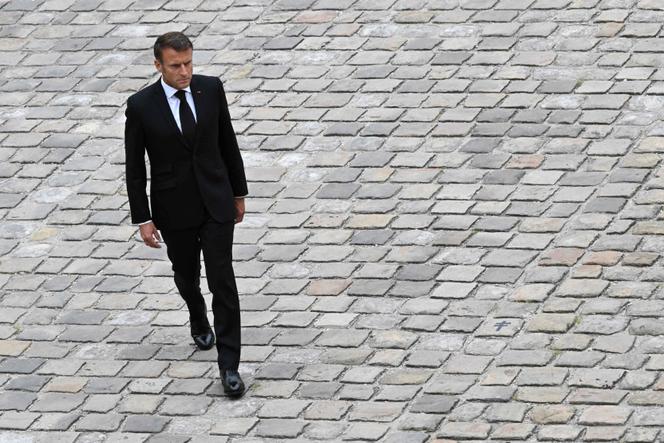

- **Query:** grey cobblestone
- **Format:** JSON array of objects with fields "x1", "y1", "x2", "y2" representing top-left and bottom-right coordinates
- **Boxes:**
[{"x1": 0, "y1": 0, "x2": 662, "y2": 440}]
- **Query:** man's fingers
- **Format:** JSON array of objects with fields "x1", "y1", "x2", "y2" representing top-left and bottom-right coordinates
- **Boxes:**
[
  {"x1": 234, "y1": 199, "x2": 245, "y2": 224},
  {"x1": 145, "y1": 236, "x2": 160, "y2": 248},
  {"x1": 148, "y1": 231, "x2": 161, "y2": 248},
  {"x1": 139, "y1": 223, "x2": 161, "y2": 248}
]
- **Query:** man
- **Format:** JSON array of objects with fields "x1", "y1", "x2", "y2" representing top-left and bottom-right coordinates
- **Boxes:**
[{"x1": 124, "y1": 32, "x2": 248, "y2": 397}]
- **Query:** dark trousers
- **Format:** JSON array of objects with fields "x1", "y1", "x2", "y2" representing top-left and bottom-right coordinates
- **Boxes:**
[{"x1": 160, "y1": 214, "x2": 241, "y2": 371}]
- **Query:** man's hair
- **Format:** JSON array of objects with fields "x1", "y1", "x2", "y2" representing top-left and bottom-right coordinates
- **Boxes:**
[{"x1": 154, "y1": 32, "x2": 193, "y2": 62}]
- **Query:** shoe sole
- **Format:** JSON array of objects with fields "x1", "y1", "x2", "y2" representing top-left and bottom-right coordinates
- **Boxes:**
[
  {"x1": 193, "y1": 336, "x2": 215, "y2": 351},
  {"x1": 221, "y1": 379, "x2": 245, "y2": 398},
  {"x1": 224, "y1": 387, "x2": 245, "y2": 398}
]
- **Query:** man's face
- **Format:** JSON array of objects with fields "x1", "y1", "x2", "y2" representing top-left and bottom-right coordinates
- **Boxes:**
[{"x1": 155, "y1": 47, "x2": 193, "y2": 89}]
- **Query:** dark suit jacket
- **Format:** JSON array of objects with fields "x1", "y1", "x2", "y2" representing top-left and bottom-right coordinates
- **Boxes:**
[{"x1": 124, "y1": 74, "x2": 248, "y2": 230}]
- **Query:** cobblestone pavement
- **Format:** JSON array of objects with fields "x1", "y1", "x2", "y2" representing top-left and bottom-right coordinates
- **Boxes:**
[{"x1": 3, "y1": 0, "x2": 664, "y2": 442}]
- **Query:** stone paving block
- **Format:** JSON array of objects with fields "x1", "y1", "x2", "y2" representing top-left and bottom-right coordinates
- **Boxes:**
[
  {"x1": 253, "y1": 419, "x2": 306, "y2": 438},
  {"x1": 0, "y1": 411, "x2": 40, "y2": 430},
  {"x1": 4, "y1": 375, "x2": 50, "y2": 392},
  {"x1": 30, "y1": 393, "x2": 87, "y2": 413},
  {"x1": 122, "y1": 415, "x2": 170, "y2": 433},
  {"x1": 3, "y1": 1, "x2": 664, "y2": 441},
  {"x1": 438, "y1": 421, "x2": 491, "y2": 439},
  {"x1": 341, "y1": 422, "x2": 388, "y2": 441},
  {"x1": 375, "y1": 385, "x2": 420, "y2": 402},
  {"x1": 159, "y1": 396, "x2": 213, "y2": 416},
  {"x1": 578, "y1": 406, "x2": 632, "y2": 425},
  {"x1": 42, "y1": 376, "x2": 87, "y2": 393},
  {"x1": 0, "y1": 391, "x2": 37, "y2": 411},
  {"x1": 298, "y1": 380, "x2": 341, "y2": 399},
  {"x1": 0, "y1": 358, "x2": 45, "y2": 374},
  {"x1": 74, "y1": 413, "x2": 123, "y2": 431},
  {"x1": 250, "y1": 380, "x2": 300, "y2": 398},
  {"x1": 348, "y1": 401, "x2": 405, "y2": 422}
]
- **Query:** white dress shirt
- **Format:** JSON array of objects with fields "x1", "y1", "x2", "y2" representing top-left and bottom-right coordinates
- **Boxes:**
[{"x1": 161, "y1": 76, "x2": 197, "y2": 130}]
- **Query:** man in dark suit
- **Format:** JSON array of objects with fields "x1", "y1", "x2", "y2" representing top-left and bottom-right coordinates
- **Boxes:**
[{"x1": 124, "y1": 31, "x2": 248, "y2": 397}]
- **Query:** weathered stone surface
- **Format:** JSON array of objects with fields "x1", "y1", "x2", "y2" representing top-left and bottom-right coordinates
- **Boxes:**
[{"x1": 1, "y1": 1, "x2": 663, "y2": 441}]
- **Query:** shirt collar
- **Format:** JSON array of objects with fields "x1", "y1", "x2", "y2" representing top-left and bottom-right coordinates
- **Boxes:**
[{"x1": 161, "y1": 76, "x2": 191, "y2": 99}]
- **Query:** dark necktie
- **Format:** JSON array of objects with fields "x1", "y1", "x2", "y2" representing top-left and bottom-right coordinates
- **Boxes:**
[{"x1": 174, "y1": 89, "x2": 196, "y2": 147}]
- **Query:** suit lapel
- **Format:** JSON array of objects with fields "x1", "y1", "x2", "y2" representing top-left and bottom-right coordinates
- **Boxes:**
[{"x1": 152, "y1": 78, "x2": 191, "y2": 151}]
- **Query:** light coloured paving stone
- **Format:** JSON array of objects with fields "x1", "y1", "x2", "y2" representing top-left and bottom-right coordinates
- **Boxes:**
[
  {"x1": 578, "y1": 406, "x2": 632, "y2": 425},
  {"x1": 250, "y1": 381, "x2": 300, "y2": 398},
  {"x1": 516, "y1": 387, "x2": 569, "y2": 403},
  {"x1": 342, "y1": 422, "x2": 389, "y2": 441},
  {"x1": 537, "y1": 425, "x2": 583, "y2": 441},
  {"x1": 481, "y1": 368, "x2": 519, "y2": 386},
  {"x1": 304, "y1": 400, "x2": 351, "y2": 420},
  {"x1": 568, "y1": 369, "x2": 624, "y2": 388},
  {"x1": 117, "y1": 395, "x2": 163, "y2": 414},
  {"x1": 556, "y1": 279, "x2": 610, "y2": 297},
  {"x1": 568, "y1": 388, "x2": 628, "y2": 405},
  {"x1": 475, "y1": 318, "x2": 522, "y2": 337},
  {"x1": 575, "y1": 316, "x2": 629, "y2": 335},
  {"x1": 348, "y1": 401, "x2": 405, "y2": 422},
  {"x1": 526, "y1": 314, "x2": 576, "y2": 333},
  {"x1": 0, "y1": 341, "x2": 31, "y2": 357},
  {"x1": 159, "y1": 396, "x2": 213, "y2": 416},
  {"x1": 0, "y1": 411, "x2": 40, "y2": 430},
  {"x1": 257, "y1": 399, "x2": 310, "y2": 419},
  {"x1": 210, "y1": 417, "x2": 258, "y2": 435},
  {"x1": 74, "y1": 413, "x2": 123, "y2": 431},
  {"x1": 438, "y1": 421, "x2": 491, "y2": 439},
  {"x1": 447, "y1": 402, "x2": 487, "y2": 423},
  {"x1": 253, "y1": 419, "x2": 306, "y2": 438},
  {"x1": 529, "y1": 405, "x2": 575, "y2": 424},
  {"x1": 444, "y1": 355, "x2": 493, "y2": 374},
  {"x1": 492, "y1": 423, "x2": 535, "y2": 440},
  {"x1": 516, "y1": 368, "x2": 568, "y2": 386}
]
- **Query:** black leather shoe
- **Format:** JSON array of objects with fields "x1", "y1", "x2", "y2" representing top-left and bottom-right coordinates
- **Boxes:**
[
  {"x1": 191, "y1": 318, "x2": 214, "y2": 351},
  {"x1": 191, "y1": 328, "x2": 214, "y2": 350},
  {"x1": 190, "y1": 314, "x2": 214, "y2": 351},
  {"x1": 221, "y1": 369, "x2": 245, "y2": 397}
]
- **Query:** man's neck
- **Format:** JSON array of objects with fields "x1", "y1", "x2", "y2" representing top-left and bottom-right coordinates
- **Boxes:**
[{"x1": 161, "y1": 76, "x2": 191, "y2": 93}]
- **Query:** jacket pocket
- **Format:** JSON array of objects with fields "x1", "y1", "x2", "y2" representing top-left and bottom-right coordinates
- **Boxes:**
[
  {"x1": 150, "y1": 163, "x2": 176, "y2": 190},
  {"x1": 151, "y1": 177, "x2": 177, "y2": 190},
  {"x1": 151, "y1": 163, "x2": 173, "y2": 175}
]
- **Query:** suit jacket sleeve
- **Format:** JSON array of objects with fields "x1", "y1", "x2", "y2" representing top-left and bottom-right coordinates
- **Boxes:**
[
  {"x1": 124, "y1": 97, "x2": 151, "y2": 224},
  {"x1": 217, "y1": 77, "x2": 248, "y2": 197}
]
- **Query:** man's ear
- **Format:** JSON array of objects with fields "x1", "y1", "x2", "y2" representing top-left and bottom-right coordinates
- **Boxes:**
[{"x1": 154, "y1": 59, "x2": 162, "y2": 73}]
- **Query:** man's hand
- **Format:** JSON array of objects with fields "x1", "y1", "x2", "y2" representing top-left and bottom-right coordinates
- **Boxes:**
[
  {"x1": 139, "y1": 221, "x2": 162, "y2": 248},
  {"x1": 234, "y1": 197, "x2": 245, "y2": 224}
]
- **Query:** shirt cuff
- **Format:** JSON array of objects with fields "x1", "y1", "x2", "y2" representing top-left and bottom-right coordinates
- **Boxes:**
[
  {"x1": 235, "y1": 195, "x2": 247, "y2": 198},
  {"x1": 136, "y1": 220, "x2": 152, "y2": 225}
]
